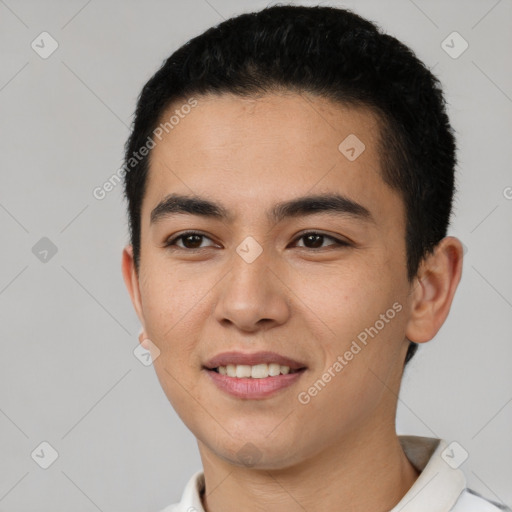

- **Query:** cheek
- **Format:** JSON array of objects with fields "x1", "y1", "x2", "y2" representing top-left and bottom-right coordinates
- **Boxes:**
[
  {"x1": 138, "y1": 263, "x2": 211, "y2": 356},
  {"x1": 289, "y1": 260, "x2": 389, "y2": 341},
  {"x1": 139, "y1": 265, "x2": 211, "y2": 419},
  {"x1": 289, "y1": 259, "x2": 406, "y2": 378}
]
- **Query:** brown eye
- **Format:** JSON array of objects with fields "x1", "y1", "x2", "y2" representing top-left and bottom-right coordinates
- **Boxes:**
[
  {"x1": 293, "y1": 232, "x2": 349, "y2": 249},
  {"x1": 180, "y1": 234, "x2": 204, "y2": 248},
  {"x1": 302, "y1": 233, "x2": 324, "y2": 248},
  {"x1": 165, "y1": 231, "x2": 217, "y2": 250}
]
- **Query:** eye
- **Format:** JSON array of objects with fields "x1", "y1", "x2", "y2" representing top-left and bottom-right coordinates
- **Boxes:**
[
  {"x1": 164, "y1": 231, "x2": 218, "y2": 250},
  {"x1": 291, "y1": 231, "x2": 350, "y2": 250},
  {"x1": 164, "y1": 230, "x2": 350, "y2": 251}
]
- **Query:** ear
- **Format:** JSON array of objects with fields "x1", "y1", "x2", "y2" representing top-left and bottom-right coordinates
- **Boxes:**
[
  {"x1": 405, "y1": 236, "x2": 464, "y2": 344},
  {"x1": 121, "y1": 245, "x2": 146, "y2": 340}
]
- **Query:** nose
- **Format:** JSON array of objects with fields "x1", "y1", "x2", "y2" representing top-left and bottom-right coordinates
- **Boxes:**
[{"x1": 212, "y1": 245, "x2": 291, "y2": 333}]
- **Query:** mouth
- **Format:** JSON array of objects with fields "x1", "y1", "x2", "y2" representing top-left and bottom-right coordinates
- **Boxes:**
[
  {"x1": 203, "y1": 350, "x2": 307, "y2": 375},
  {"x1": 206, "y1": 364, "x2": 306, "y2": 378},
  {"x1": 202, "y1": 351, "x2": 308, "y2": 399}
]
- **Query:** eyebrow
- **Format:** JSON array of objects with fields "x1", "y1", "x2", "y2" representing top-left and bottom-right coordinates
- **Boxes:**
[{"x1": 150, "y1": 193, "x2": 374, "y2": 225}]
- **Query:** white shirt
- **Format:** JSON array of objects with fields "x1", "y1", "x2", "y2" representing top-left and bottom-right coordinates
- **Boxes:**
[{"x1": 160, "y1": 436, "x2": 510, "y2": 512}]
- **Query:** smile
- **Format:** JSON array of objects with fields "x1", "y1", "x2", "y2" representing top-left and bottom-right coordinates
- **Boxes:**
[{"x1": 213, "y1": 363, "x2": 301, "y2": 378}]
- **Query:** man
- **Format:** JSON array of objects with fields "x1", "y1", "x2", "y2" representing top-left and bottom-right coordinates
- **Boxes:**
[{"x1": 121, "y1": 5, "x2": 510, "y2": 511}]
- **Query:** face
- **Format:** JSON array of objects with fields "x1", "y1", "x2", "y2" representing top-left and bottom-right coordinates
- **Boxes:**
[{"x1": 123, "y1": 92, "x2": 416, "y2": 469}]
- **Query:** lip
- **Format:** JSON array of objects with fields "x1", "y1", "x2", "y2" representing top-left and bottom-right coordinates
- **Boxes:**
[
  {"x1": 203, "y1": 351, "x2": 307, "y2": 371},
  {"x1": 205, "y1": 368, "x2": 306, "y2": 399}
]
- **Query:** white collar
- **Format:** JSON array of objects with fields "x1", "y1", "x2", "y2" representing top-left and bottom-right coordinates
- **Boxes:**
[
  {"x1": 391, "y1": 436, "x2": 466, "y2": 511},
  {"x1": 172, "y1": 436, "x2": 466, "y2": 512}
]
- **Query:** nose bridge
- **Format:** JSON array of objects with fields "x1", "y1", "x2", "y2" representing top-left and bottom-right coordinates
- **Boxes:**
[
  {"x1": 213, "y1": 238, "x2": 290, "y2": 330},
  {"x1": 228, "y1": 238, "x2": 274, "y2": 300}
]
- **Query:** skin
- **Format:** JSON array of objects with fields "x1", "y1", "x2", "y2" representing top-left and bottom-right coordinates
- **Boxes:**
[{"x1": 122, "y1": 92, "x2": 463, "y2": 512}]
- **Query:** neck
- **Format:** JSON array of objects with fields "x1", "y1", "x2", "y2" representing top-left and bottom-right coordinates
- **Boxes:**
[{"x1": 198, "y1": 424, "x2": 420, "y2": 512}]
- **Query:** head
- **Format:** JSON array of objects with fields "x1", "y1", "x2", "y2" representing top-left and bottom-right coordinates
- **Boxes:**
[{"x1": 122, "y1": 5, "x2": 463, "y2": 469}]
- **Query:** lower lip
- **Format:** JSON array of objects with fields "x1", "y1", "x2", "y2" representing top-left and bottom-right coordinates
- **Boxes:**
[{"x1": 205, "y1": 369, "x2": 306, "y2": 399}]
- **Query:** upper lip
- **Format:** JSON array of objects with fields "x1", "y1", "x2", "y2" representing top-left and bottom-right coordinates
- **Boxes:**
[{"x1": 204, "y1": 351, "x2": 307, "y2": 370}]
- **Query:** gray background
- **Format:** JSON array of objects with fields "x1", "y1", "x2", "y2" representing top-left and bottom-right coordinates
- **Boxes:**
[{"x1": 1, "y1": 0, "x2": 511, "y2": 510}]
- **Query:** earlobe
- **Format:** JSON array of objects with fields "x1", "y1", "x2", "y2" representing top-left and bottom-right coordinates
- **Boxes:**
[
  {"x1": 121, "y1": 245, "x2": 146, "y2": 332},
  {"x1": 405, "y1": 236, "x2": 464, "y2": 344}
]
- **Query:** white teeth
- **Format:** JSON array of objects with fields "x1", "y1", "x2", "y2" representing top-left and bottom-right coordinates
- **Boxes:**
[
  {"x1": 215, "y1": 363, "x2": 295, "y2": 378},
  {"x1": 236, "y1": 365, "x2": 252, "y2": 378},
  {"x1": 251, "y1": 364, "x2": 268, "y2": 379},
  {"x1": 268, "y1": 363, "x2": 281, "y2": 376}
]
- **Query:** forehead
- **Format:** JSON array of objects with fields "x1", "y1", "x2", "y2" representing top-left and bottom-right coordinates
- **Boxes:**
[
  {"x1": 142, "y1": 92, "x2": 402, "y2": 229},
  {"x1": 152, "y1": 92, "x2": 382, "y2": 159}
]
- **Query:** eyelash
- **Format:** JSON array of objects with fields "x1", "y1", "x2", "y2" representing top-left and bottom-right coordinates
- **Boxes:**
[{"x1": 164, "y1": 230, "x2": 350, "y2": 251}]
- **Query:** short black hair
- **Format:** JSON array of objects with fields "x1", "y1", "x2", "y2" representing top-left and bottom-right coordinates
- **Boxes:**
[{"x1": 123, "y1": 4, "x2": 457, "y2": 366}]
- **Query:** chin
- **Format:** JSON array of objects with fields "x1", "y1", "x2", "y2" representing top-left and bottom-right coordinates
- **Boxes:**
[{"x1": 207, "y1": 433, "x2": 304, "y2": 471}]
